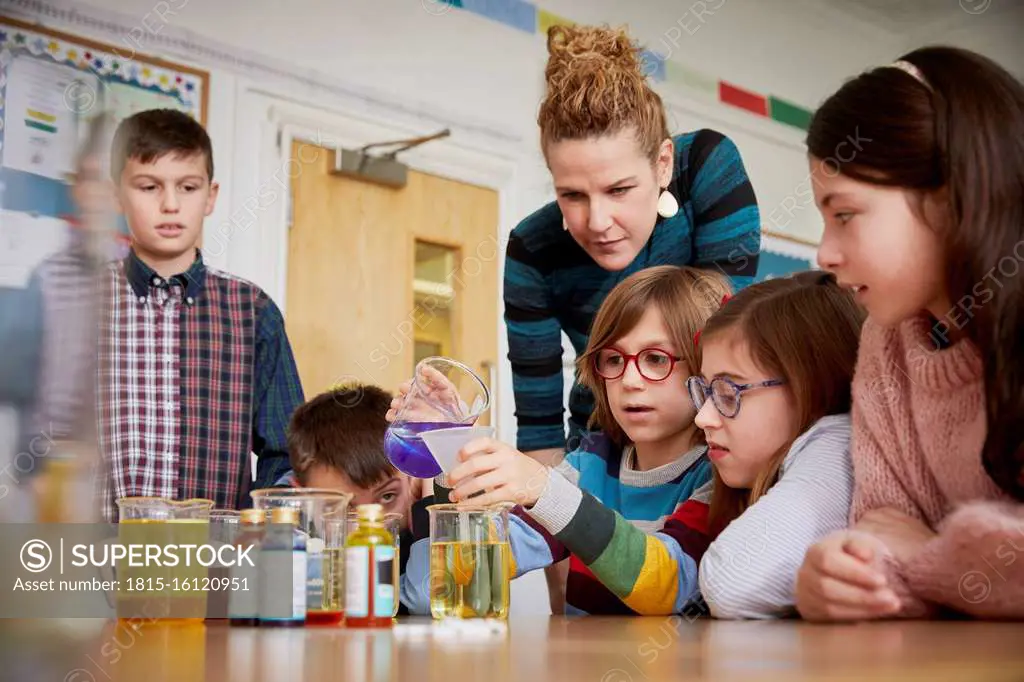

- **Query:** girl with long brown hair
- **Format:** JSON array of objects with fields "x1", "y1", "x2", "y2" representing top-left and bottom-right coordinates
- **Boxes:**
[
  {"x1": 690, "y1": 272, "x2": 864, "y2": 618},
  {"x1": 796, "y1": 47, "x2": 1024, "y2": 621}
]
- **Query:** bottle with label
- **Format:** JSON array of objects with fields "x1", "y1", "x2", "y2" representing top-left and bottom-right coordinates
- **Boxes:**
[
  {"x1": 258, "y1": 507, "x2": 307, "y2": 627},
  {"x1": 345, "y1": 504, "x2": 396, "y2": 628},
  {"x1": 229, "y1": 509, "x2": 265, "y2": 626}
]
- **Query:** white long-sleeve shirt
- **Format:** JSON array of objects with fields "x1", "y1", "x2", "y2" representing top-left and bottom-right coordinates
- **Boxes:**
[{"x1": 699, "y1": 414, "x2": 853, "y2": 619}]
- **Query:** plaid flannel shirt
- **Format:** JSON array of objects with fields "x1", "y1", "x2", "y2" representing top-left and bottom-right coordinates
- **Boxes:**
[{"x1": 97, "y1": 249, "x2": 303, "y2": 521}]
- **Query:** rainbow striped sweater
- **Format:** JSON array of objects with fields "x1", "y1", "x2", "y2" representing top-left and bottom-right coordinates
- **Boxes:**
[{"x1": 400, "y1": 433, "x2": 713, "y2": 616}]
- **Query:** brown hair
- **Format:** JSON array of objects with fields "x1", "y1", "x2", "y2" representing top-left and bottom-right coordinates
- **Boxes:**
[
  {"x1": 807, "y1": 46, "x2": 1024, "y2": 500},
  {"x1": 577, "y1": 265, "x2": 731, "y2": 446},
  {"x1": 287, "y1": 384, "x2": 395, "y2": 488},
  {"x1": 110, "y1": 108, "x2": 214, "y2": 182},
  {"x1": 538, "y1": 24, "x2": 669, "y2": 161},
  {"x1": 702, "y1": 272, "x2": 865, "y2": 536}
]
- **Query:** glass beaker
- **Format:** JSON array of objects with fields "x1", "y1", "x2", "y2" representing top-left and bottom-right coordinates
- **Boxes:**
[
  {"x1": 250, "y1": 488, "x2": 352, "y2": 625},
  {"x1": 208, "y1": 509, "x2": 241, "y2": 543},
  {"x1": 206, "y1": 509, "x2": 240, "y2": 621},
  {"x1": 322, "y1": 511, "x2": 349, "y2": 624},
  {"x1": 322, "y1": 510, "x2": 404, "y2": 623},
  {"x1": 385, "y1": 357, "x2": 490, "y2": 478},
  {"x1": 427, "y1": 503, "x2": 512, "y2": 621},
  {"x1": 115, "y1": 497, "x2": 215, "y2": 624}
]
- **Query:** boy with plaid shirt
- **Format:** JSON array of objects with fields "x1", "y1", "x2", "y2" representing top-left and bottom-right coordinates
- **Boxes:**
[{"x1": 96, "y1": 109, "x2": 303, "y2": 520}]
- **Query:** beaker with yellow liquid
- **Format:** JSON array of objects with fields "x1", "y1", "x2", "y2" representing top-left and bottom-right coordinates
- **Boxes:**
[
  {"x1": 115, "y1": 497, "x2": 214, "y2": 624},
  {"x1": 428, "y1": 503, "x2": 512, "y2": 620}
]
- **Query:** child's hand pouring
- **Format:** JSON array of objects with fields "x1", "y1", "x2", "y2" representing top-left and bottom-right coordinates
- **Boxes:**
[
  {"x1": 386, "y1": 365, "x2": 464, "y2": 423},
  {"x1": 446, "y1": 438, "x2": 550, "y2": 508}
]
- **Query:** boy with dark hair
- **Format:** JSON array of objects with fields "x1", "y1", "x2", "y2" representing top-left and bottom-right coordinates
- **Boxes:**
[
  {"x1": 96, "y1": 108, "x2": 303, "y2": 520},
  {"x1": 285, "y1": 384, "x2": 418, "y2": 529},
  {"x1": 285, "y1": 384, "x2": 423, "y2": 614}
]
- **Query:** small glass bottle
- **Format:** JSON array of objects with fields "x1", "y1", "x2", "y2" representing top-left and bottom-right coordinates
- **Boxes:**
[
  {"x1": 229, "y1": 509, "x2": 265, "y2": 626},
  {"x1": 345, "y1": 504, "x2": 396, "y2": 628},
  {"x1": 258, "y1": 507, "x2": 307, "y2": 627}
]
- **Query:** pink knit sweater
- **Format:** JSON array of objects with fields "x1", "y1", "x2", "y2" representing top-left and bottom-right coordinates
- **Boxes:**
[{"x1": 851, "y1": 316, "x2": 1023, "y2": 619}]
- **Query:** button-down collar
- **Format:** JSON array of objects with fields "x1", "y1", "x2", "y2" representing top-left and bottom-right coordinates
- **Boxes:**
[{"x1": 124, "y1": 248, "x2": 206, "y2": 305}]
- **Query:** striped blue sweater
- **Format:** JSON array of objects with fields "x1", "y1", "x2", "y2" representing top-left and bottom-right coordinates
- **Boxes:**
[{"x1": 504, "y1": 129, "x2": 761, "y2": 452}]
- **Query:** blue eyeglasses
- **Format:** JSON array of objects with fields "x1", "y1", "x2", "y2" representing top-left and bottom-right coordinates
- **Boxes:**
[{"x1": 686, "y1": 376, "x2": 785, "y2": 418}]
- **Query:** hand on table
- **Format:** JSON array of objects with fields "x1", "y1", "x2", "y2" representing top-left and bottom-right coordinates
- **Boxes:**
[
  {"x1": 795, "y1": 530, "x2": 902, "y2": 622},
  {"x1": 447, "y1": 438, "x2": 550, "y2": 508}
]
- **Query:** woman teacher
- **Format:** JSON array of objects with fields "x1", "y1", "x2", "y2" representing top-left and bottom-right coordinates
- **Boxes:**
[{"x1": 506, "y1": 24, "x2": 762, "y2": 464}]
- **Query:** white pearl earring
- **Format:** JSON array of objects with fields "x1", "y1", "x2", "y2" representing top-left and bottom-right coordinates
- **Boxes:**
[
  {"x1": 562, "y1": 217, "x2": 569, "y2": 231},
  {"x1": 657, "y1": 189, "x2": 679, "y2": 219}
]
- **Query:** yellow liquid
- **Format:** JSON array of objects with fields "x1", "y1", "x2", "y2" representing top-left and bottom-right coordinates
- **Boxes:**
[
  {"x1": 116, "y1": 519, "x2": 210, "y2": 624},
  {"x1": 35, "y1": 458, "x2": 75, "y2": 523},
  {"x1": 429, "y1": 541, "x2": 510, "y2": 620},
  {"x1": 322, "y1": 546, "x2": 345, "y2": 615},
  {"x1": 108, "y1": 620, "x2": 206, "y2": 682},
  {"x1": 346, "y1": 521, "x2": 397, "y2": 626}
]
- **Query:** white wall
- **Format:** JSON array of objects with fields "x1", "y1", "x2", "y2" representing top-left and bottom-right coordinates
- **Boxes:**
[{"x1": 906, "y1": 6, "x2": 1024, "y2": 80}]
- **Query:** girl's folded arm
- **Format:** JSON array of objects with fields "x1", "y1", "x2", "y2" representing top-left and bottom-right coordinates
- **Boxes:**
[
  {"x1": 700, "y1": 422, "x2": 854, "y2": 619},
  {"x1": 903, "y1": 501, "x2": 1024, "y2": 619}
]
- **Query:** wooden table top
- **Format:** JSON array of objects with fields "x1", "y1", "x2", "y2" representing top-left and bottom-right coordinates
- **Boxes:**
[{"x1": 45, "y1": 616, "x2": 1024, "y2": 682}]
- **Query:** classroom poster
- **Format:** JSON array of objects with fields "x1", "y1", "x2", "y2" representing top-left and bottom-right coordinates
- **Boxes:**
[
  {"x1": 0, "y1": 18, "x2": 209, "y2": 286},
  {"x1": 0, "y1": 210, "x2": 69, "y2": 287},
  {"x1": 1, "y1": 55, "x2": 96, "y2": 182},
  {"x1": 105, "y1": 80, "x2": 185, "y2": 122}
]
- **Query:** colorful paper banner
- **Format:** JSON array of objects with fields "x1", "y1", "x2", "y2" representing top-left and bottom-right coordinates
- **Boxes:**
[
  {"x1": 426, "y1": 1, "x2": 816, "y2": 130},
  {"x1": 462, "y1": 0, "x2": 537, "y2": 34},
  {"x1": 537, "y1": 8, "x2": 573, "y2": 34},
  {"x1": 639, "y1": 50, "x2": 666, "y2": 82},
  {"x1": 719, "y1": 81, "x2": 769, "y2": 117},
  {"x1": 665, "y1": 60, "x2": 718, "y2": 99},
  {"x1": 769, "y1": 95, "x2": 813, "y2": 131}
]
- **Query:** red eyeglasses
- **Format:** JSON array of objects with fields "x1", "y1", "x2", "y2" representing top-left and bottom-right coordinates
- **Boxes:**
[{"x1": 593, "y1": 347, "x2": 683, "y2": 382}]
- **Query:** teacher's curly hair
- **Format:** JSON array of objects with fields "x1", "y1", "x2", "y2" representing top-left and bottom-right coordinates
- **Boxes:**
[{"x1": 538, "y1": 24, "x2": 669, "y2": 162}]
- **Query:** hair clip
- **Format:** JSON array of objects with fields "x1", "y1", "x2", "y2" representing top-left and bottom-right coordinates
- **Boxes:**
[
  {"x1": 695, "y1": 295, "x2": 731, "y2": 348},
  {"x1": 889, "y1": 60, "x2": 931, "y2": 90}
]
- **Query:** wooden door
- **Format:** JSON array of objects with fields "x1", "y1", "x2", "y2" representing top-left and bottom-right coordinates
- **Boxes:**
[{"x1": 285, "y1": 140, "x2": 499, "y2": 423}]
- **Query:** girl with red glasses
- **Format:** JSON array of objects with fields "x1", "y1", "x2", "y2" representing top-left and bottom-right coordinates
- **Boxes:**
[{"x1": 402, "y1": 265, "x2": 730, "y2": 616}]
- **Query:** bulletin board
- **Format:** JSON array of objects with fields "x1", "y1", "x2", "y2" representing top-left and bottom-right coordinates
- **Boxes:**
[
  {"x1": 0, "y1": 17, "x2": 208, "y2": 287},
  {"x1": 756, "y1": 231, "x2": 819, "y2": 283}
]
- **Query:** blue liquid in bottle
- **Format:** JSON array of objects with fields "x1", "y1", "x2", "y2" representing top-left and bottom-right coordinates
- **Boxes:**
[{"x1": 384, "y1": 421, "x2": 466, "y2": 477}]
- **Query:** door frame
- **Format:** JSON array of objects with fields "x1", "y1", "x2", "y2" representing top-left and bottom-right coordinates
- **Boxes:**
[{"x1": 234, "y1": 86, "x2": 523, "y2": 442}]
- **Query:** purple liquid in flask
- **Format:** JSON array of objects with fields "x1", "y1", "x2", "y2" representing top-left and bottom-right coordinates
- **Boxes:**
[{"x1": 384, "y1": 421, "x2": 467, "y2": 478}]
